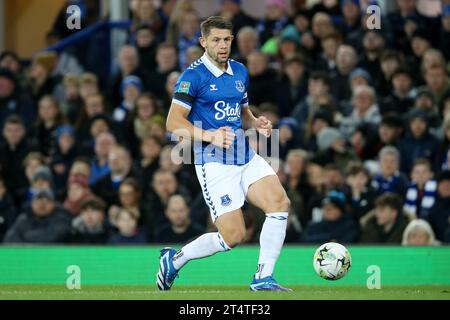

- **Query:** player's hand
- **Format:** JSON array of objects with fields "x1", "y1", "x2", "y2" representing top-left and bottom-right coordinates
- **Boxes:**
[
  {"x1": 206, "y1": 126, "x2": 235, "y2": 149},
  {"x1": 255, "y1": 116, "x2": 272, "y2": 137}
]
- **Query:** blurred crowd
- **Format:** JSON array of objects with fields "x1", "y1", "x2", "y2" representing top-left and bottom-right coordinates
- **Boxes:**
[{"x1": 0, "y1": 0, "x2": 449, "y2": 246}]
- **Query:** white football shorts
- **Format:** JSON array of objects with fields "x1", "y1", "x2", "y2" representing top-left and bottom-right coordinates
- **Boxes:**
[{"x1": 195, "y1": 153, "x2": 276, "y2": 222}]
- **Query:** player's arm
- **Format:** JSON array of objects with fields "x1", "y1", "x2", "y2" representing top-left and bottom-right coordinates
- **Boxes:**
[
  {"x1": 242, "y1": 105, "x2": 272, "y2": 137},
  {"x1": 166, "y1": 102, "x2": 235, "y2": 148}
]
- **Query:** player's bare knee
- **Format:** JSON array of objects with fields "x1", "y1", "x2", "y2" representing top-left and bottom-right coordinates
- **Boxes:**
[{"x1": 267, "y1": 192, "x2": 290, "y2": 212}]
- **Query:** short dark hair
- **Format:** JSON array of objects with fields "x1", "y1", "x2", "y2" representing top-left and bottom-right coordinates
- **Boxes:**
[
  {"x1": 310, "y1": 71, "x2": 330, "y2": 87},
  {"x1": 80, "y1": 197, "x2": 106, "y2": 213},
  {"x1": 346, "y1": 161, "x2": 371, "y2": 178},
  {"x1": 200, "y1": 16, "x2": 233, "y2": 38},
  {"x1": 375, "y1": 193, "x2": 403, "y2": 213},
  {"x1": 413, "y1": 158, "x2": 432, "y2": 171},
  {"x1": 4, "y1": 115, "x2": 24, "y2": 127}
]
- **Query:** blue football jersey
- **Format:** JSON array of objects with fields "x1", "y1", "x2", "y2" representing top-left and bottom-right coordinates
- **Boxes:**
[{"x1": 172, "y1": 53, "x2": 255, "y2": 165}]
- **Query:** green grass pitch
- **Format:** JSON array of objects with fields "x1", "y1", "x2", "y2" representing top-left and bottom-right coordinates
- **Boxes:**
[{"x1": 1, "y1": 285, "x2": 449, "y2": 300}]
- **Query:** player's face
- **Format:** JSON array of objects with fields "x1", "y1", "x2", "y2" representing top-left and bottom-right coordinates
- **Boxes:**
[{"x1": 201, "y1": 28, "x2": 234, "y2": 66}]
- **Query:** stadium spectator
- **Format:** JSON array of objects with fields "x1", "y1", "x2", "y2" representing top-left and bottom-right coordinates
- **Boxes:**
[
  {"x1": 277, "y1": 117, "x2": 301, "y2": 159},
  {"x1": 313, "y1": 127, "x2": 356, "y2": 172},
  {"x1": 437, "y1": 116, "x2": 450, "y2": 171},
  {"x1": 439, "y1": 4, "x2": 450, "y2": 61},
  {"x1": 340, "y1": 0, "x2": 363, "y2": 49},
  {"x1": 427, "y1": 170, "x2": 450, "y2": 243},
  {"x1": 165, "y1": 0, "x2": 195, "y2": 46},
  {"x1": 146, "y1": 43, "x2": 179, "y2": 100},
  {"x1": 113, "y1": 75, "x2": 143, "y2": 124},
  {"x1": 28, "y1": 52, "x2": 60, "y2": 102},
  {"x1": 350, "y1": 122, "x2": 380, "y2": 161},
  {"x1": 3, "y1": 188, "x2": 71, "y2": 243},
  {"x1": 107, "y1": 207, "x2": 147, "y2": 245},
  {"x1": 78, "y1": 73, "x2": 99, "y2": 101},
  {"x1": 156, "y1": 0, "x2": 177, "y2": 42},
  {"x1": 397, "y1": 109, "x2": 440, "y2": 174},
  {"x1": 0, "y1": 177, "x2": 17, "y2": 241},
  {"x1": 302, "y1": 108, "x2": 334, "y2": 152},
  {"x1": 0, "y1": 68, "x2": 36, "y2": 134},
  {"x1": 0, "y1": 51, "x2": 24, "y2": 81},
  {"x1": 218, "y1": 0, "x2": 255, "y2": 46},
  {"x1": 423, "y1": 63, "x2": 450, "y2": 107},
  {"x1": 344, "y1": 161, "x2": 377, "y2": 221},
  {"x1": 92, "y1": 145, "x2": 137, "y2": 207},
  {"x1": 403, "y1": 159, "x2": 437, "y2": 219},
  {"x1": 154, "y1": 194, "x2": 203, "y2": 243},
  {"x1": 75, "y1": 93, "x2": 108, "y2": 143},
  {"x1": 376, "y1": 113, "x2": 404, "y2": 149},
  {"x1": 70, "y1": 196, "x2": 110, "y2": 244},
  {"x1": 380, "y1": 67, "x2": 415, "y2": 116},
  {"x1": 291, "y1": 71, "x2": 331, "y2": 128},
  {"x1": 301, "y1": 190, "x2": 360, "y2": 243},
  {"x1": 176, "y1": 10, "x2": 201, "y2": 70},
  {"x1": 402, "y1": 219, "x2": 440, "y2": 246},
  {"x1": 276, "y1": 55, "x2": 308, "y2": 117},
  {"x1": 108, "y1": 45, "x2": 144, "y2": 108},
  {"x1": 124, "y1": 93, "x2": 165, "y2": 157},
  {"x1": 51, "y1": 125, "x2": 78, "y2": 193},
  {"x1": 378, "y1": 50, "x2": 404, "y2": 97},
  {"x1": 60, "y1": 73, "x2": 82, "y2": 124},
  {"x1": 233, "y1": 26, "x2": 259, "y2": 65},
  {"x1": 359, "y1": 30, "x2": 385, "y2": 91},
  {"x1": 135, "y1": 24, "x2": 158, "y2": 77},
  {"x1": 129, "y1": 0, "x2": 162, "y2": 46},
  {"x1": 339, "y1": 85, "x2": 381, "y2": 139},
  {"x1": 246, "y1": 51, "x2": 277, "y2": 106},
  {"x1": 316, "y1": 32, "x2": 342, "y2": 73},
  {"x1": 255, "y1": 0, "x2": 289, "y2": 46},
  {"x1": 360, "y1": 193, "x2": 410, "y2": 244},
  {"x1": 0, "y1": 116, "x2": 31, "y2": 205},
  {"x1": 331, "y1": 44, "x2": 358, "y2": 103},
  {"x1": 89, "y1": 132, "x2": 115, "y2": 185},
  {"x1": 162, "y1": 70, "x2": 180, "y2": 112},
  {"x1": 411, "y1": 86, "x2": 441, "y2": 132},
  {"x1": 63, "y1": 173, "x2": 93, "y2": 216},
  {"x1": 30, "y1": 95, "x2": 65, "y2": 158},
  {"x1": 107, "y1": 177, "x2": 143, "y2": 228},
  {"x1": 371, "y1": 146, "x2": 409, "y2": 199},
  {"x1": 137, "y1": 135, "x2": 162, "y2": 196}
]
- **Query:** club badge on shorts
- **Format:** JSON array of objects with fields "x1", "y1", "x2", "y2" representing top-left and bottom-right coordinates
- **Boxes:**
[
  {"x1": 235, "y1": 80, "x2": 245, "y2": 93},
  {"x1": 221, "y1": 194, "x2": 232, "y2": 207}
]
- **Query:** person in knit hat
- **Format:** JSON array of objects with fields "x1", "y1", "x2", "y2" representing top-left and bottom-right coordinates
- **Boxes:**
[{"x1": 113, "y1": 75, "x2": 143, "y2": 123}]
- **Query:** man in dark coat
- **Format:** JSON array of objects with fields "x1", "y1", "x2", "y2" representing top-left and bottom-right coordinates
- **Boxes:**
[
  {"x1": 427, "y1": 171, "x2": 450, "y2": 243},
  {"x1": 3, "y1": 189, "x2": 71, "y2": 243}
]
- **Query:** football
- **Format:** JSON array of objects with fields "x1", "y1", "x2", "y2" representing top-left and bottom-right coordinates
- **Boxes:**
[{"x1": 313, "y1": 242, "x2": 352, "y2": 280}]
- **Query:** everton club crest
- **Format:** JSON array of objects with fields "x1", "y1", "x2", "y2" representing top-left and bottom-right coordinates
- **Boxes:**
[
  {"x1": 235, "y1": 80, "x2": 245, "y2": 93},
  {"x1": 221, "y1": 194, "x2": 232, "y2": 207}
]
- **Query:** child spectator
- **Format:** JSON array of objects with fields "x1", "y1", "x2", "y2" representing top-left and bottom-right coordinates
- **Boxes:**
[
  {"x1": 51, "y1": 125, "x2": 78, "y2": 193},
  {"x1": 107, "y1": 208, "x2": 147, "y2": 245},
  {"x1": 403, "y1": 159, "x2": 437, "y2": 219},
  {"x1": 371, "y1": 146, "x2": 409, "y2": 199},
  {"x1": 70, "y1": 196, "x2": 110, "y2": 244},
  {"x1": 344, "y1": 162, "x2": 377, "y2": 221}
]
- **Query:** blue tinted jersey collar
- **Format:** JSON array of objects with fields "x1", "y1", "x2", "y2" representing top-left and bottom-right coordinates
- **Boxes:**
[{"x1": 201, "y1": 53, "x2": 234, "y2": 77}]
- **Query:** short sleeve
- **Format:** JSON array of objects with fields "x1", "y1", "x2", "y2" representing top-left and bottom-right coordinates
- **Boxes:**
[{"x1": 172, "y1": 70, "x2": 199, "y2": 110}]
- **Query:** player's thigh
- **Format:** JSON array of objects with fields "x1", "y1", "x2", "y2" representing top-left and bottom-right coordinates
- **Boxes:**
[
  {"x1": 246, "y1": 175, "x2": 290, "y2": 213},
  {"x1": 195, "y1": 163, "x2": 246, "y2": 223},
  {"x1": 214, "y1": 209, "x2": 246, "y2": 247}
]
